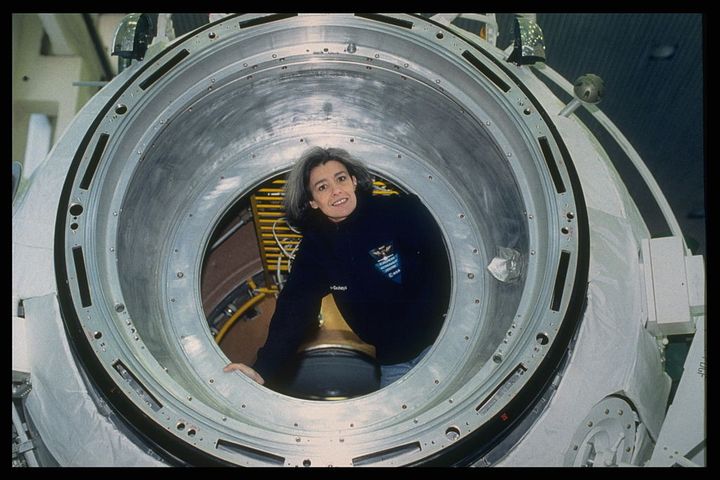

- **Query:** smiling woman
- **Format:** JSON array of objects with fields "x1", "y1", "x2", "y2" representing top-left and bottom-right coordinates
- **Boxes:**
[
  {"x1": 285, "y1": 147, "x2": 375, "y2": 225},
  {"x1": 308, "y1": 160, "x2": 358, "y2": 222},
  {"x1": 222, "y1": 147, "x2": 451, "y2": 392},
  {"x1": 204, "y1": 165, "x2": 435, "y2": 400}
]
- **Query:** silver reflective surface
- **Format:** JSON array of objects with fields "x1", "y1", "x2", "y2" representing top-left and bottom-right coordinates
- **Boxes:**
[{"x1": 60, "y1": 14, "x2": 582, "y2": 466}]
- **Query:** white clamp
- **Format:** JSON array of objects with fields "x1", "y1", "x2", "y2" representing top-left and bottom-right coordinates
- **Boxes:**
[{"x1": 641, "y1": 236, "x2": 705, "y2": 337}]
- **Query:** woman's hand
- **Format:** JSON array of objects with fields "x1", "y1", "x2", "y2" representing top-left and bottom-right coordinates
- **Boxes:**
[{"x1": 223, "y1": 362, "x2": 265, "y2": 385}]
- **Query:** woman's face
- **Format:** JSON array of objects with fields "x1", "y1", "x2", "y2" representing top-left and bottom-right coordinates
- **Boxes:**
[{"x1": 308, "y1": 160, "x2": 358, "y2": 223}]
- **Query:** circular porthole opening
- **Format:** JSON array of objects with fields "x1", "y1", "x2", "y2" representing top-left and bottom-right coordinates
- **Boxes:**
[{"x1": 200, "y1": 172, "x2": 452, "y2": 400}]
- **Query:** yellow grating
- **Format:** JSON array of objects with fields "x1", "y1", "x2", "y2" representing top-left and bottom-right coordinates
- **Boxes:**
[
  {"x1": 250, "y1": 178, "x2": 399, "y2": 286},
  {"x1": 250, "y1": 179, "x2": 293, "y2": 287}
]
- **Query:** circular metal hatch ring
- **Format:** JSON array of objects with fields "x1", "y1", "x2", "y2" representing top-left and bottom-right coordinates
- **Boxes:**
[{"x1": 54, "y1": 13, "x2": 588, "y2": 466}]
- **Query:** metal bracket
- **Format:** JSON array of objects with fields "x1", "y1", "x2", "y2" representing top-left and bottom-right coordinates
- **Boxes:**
[
  {"x1": 645, "y1": 315, "x2": 706, "y2": 466},
  {"x1": 12, "y1": 371, "x2": 39, "y2": 467},
  {"x1": 641, "y1": 236, "x2": 705, "y2": 337},
  {"x1": 563, "y1": 396, "x2": 640, "y2": 466},
  {"x1": 506, "y1": 14, "x2": 546, "y2": 66},
  {"x1": 111, "y1": 13, "x2": 153, "y2": 73},
  {"x1": 12, "y1": 370, "x2": 32, "y2": 399}
]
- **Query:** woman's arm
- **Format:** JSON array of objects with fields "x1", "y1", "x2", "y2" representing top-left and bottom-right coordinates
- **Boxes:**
[{"x1": 247, "y1": 235, "x2": 329, "y2": 383}]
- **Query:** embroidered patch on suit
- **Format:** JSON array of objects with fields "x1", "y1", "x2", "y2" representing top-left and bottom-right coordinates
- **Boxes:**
[{"x1": 369, "y1": 242, "x2": 402, "y2": 284}]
